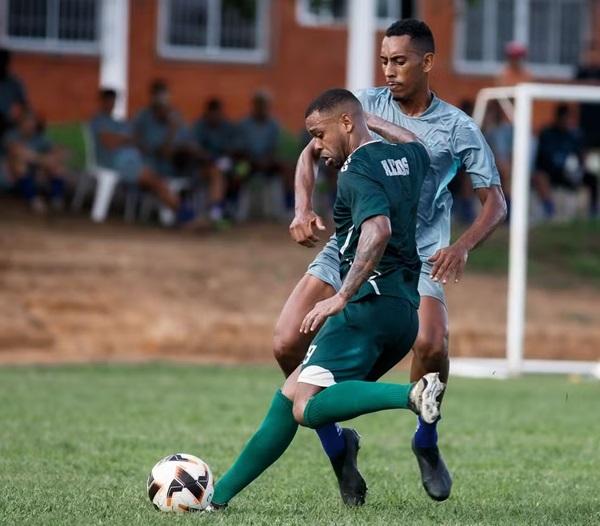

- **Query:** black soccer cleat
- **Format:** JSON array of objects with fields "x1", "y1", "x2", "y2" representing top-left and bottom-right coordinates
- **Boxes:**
[
  {"x1": 330, "y1": 428, "x2": 368, "y2": 506},
  {"x1": 411, "y1": 437, "x2": 452, "y2": 502}
]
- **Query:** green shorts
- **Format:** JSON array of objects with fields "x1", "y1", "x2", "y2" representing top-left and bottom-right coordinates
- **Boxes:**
[{"x1": 298, "y1": 295, "x2": 418, "y2": 387}]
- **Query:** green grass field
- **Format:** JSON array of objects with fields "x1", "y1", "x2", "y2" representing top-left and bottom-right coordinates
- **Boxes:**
[{"x1": 0, "y1": 364, "x2": 598, "y2": 525}]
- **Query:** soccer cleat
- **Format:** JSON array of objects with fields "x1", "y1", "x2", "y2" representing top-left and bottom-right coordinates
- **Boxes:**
[
  {"x1": 330, "y1": 428, "x2": 368, "y2": 506},
  {"x1": 411, "y1": 438, "x2": 452, "y2": 501},
  {"x1": 408, "y1": 372, "x2": 445, "y2": 424}
]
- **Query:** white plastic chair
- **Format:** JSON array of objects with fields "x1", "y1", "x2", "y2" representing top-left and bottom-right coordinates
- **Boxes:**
[
  {"x1": 72, "y1": 123, "x2": 146, "y2": 223},
  {"x1": 71, "y1": 124, "x2": 122, "y2": 222}
]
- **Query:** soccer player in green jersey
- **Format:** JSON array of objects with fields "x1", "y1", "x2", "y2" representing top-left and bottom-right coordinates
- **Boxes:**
[
  {"x1": 277, "y1": 19, "x2": 507, "y2": 504},
  {"x1": 208, "y1": 88, "x2": 444, "y2": 510}
]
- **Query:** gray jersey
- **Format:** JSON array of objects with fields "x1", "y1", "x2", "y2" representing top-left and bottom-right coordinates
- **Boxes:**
[{"x1": 356, "y1": 87, "x2": 501, "y2": 260}]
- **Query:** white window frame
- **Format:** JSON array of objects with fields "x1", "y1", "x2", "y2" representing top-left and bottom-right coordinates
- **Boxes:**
[
  {"x1": 157, "y1": 0, "x2": 270, "y2": 64},
  {"x1": 453, "y1": 0, "x2": 590, "y2": 79},
  {"x1": 296, "y1": 0, "x2": 418, "y2": 30},
  {"x1": 0, "y1": 0, "x2": 101, "y2": 55}
]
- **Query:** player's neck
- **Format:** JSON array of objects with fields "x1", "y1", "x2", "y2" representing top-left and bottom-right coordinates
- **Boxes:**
[
  {"x1": 394, "y1": 89, "x2": 433, "y2": 117},
  {"x1": 348, "y1": 128, "x2": 375, "y2": 156}
]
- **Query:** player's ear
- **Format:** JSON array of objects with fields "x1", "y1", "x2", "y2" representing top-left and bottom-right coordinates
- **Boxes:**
[
  {"x1": 422, "y1": 52, "x2": 434, "y2": 73},
  {"x1": 340, "y1": 113, "x2": 354, "y2": 133}
]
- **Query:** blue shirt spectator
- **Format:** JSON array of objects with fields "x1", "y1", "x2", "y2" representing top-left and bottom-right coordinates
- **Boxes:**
[
  {"x1": 192, "y1": 98, "x2": 236, "y2": 161},
  {"x1": 132, "y1": 81, "x2": 191, "y2": 177},
  {"x1": 237, "y1": 92, "x2": 280, "y2": 165},
  {"x1": 0, "y1": 49, "x2": 28, "y2": 152}
]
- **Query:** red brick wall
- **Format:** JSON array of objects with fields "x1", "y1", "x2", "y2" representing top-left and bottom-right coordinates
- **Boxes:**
[
  {"x1": 7, "y1": 0, "x2": 598, "y2": 132},
  {"x1": 10, "y1": 52, "x2": 99, "y2": 123},
  {"x1": 127, "y1": 0, "x2": 348, "y2": 131}
]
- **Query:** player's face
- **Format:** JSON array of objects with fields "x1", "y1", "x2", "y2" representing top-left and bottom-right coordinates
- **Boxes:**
[
  {"x1": 380, "y1": 36, "x2": 433, "y2": 101},
  {"x1": 305, "y1": 111, "x2": 350, "y2": 169}
]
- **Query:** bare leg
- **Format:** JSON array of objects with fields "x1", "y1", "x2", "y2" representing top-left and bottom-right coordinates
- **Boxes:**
[
  {"x1": 205, "y1": 164, "x2": 225, "y2": 204},
  {"x1": 411, "y1": 296, "x2": 449, "y2": 383},
  {"x1": 138, "y1": 168, "x2": 180, "y2": 210},
  {"x1": 273, "y1": 274, "x2": 336, "y2": 376},
  {"x1": 410, "y1": 295, "x2": 452, "y2": 502}
]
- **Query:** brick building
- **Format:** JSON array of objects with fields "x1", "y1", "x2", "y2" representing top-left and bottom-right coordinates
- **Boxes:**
[{"x1": 2, "y1": 0, "x2": 597, "y2": 131}]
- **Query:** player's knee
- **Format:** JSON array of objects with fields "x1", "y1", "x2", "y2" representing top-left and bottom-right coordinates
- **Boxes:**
[
  {"x1": 273, "y1": 331, "x2": 304, "y2": 374},
  {"x1": 414, "y1": 327, "x2": 448, "y2": 366},
  {"x1": 292, "y1": 398, "x2": 308, "y2": 426}
]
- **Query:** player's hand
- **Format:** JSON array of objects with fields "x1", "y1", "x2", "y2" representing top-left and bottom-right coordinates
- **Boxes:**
[
  {"x1": 428, "y1": 242, "x2": 469, "y2": 284},
  {"x1": 289, "y1": 210, "x2": 326, "y2": 247},
  {"x1": 300, "y1": 294, "x2": 347, "y2": 334}
]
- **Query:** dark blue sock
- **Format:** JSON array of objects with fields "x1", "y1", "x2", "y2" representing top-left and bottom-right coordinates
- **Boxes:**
[
  {"x1": 413, "y1": 415, "x2": 438, "y2": 449},
  {"x1": 17, "y1": 172, "x2": 37, "y2": 202},
  {"x1": 542, "y1": 199, "x2": 555, "y2": 218},
  {"x1": 50, "y1": 177, "x2": 65, "y2": 200},
  {"x1": 316, "y1": 422, "x2": 345, "y2": 459},
  {"x1": 176, "y1": 203, "x2": 196, "y2": 224}
]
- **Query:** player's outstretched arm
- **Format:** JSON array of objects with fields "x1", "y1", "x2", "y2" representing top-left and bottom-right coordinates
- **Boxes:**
[
  {"x1": 365, "y1": 112, "x2": 423, "y2": 145},
  {"x1": 300, "y1": 215, "x2": 391, "y2": 333},
  {"x1": 429, "y1": 185, "x2": 507, "y2": 284},
  {"x1": 289, "y1": 139, "x2": 326, "y2": 247}
]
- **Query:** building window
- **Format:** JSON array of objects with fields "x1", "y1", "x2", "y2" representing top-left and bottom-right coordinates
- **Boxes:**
[
  {"x1": 0, "y1": 0, "x2": 100, "y2": 54},
  {"x1": 454, "y1": 0, "x2": 588, "y2": 77},
  {"x1": 158, "y1": 0, "x2": 270, "y2": 63},
  {"x1": 296, "y1": 0, "x2": 416, "y2": 28}
]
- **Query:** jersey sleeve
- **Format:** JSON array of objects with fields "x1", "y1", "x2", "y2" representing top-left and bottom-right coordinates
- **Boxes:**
[
  {"x1": 339, "y1": 167, "x2": 390, "y2": 228},
  {"x1": 453, "y1": 119, "x2": 501, "y2": 189}
]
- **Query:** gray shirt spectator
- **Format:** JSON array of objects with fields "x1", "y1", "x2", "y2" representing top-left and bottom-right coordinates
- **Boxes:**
[
  {"x1": 237, "y1": 116, "x2": 280, "y2": 161},
  {"x1": 0, "y1": 49, "x2": 28, "y2": 152},
  {"x1": 193, "y1": 98, "x2": 236, "y2": 160},
  {"x1": 89, "y1": 113, "x2": 131, "y2": 169},
  {"x1": 132, "y1": 107, "x2": 190, "y2": 177}
]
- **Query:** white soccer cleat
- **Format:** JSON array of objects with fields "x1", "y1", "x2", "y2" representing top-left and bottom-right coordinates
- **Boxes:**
[{"x1": 409, "y1": 372, "x2": 445, "y2": 424}]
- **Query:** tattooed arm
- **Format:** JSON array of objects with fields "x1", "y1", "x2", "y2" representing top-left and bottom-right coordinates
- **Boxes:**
[{"x1": 300, "y1": 215, "x2": 391, "y2": 333}]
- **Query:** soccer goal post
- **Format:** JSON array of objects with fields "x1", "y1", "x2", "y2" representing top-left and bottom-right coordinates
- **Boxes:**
[{"x1": 450, "y1": 83, "x2": 600, "y2": 379}]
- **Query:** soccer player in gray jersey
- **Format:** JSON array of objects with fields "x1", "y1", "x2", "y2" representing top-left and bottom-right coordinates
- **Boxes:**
[{"x1": 274, "y1": 20, "x2": 507, "y2": 504}]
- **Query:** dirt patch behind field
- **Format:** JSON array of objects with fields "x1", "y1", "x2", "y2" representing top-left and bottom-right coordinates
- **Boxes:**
[{"x1": 1, "y1": 202, "x2": 598, "y2": 365}]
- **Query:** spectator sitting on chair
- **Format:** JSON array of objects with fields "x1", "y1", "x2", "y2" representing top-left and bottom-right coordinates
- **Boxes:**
[
  {"x1": 0, "y1": 49, "x2": 28, "y2": 146},
  {"x1": 236, "y1": 91, "x2": 293, "y2": 215},
  {"x1": 576, "y1": 39, "x2": 600, "y2": 217},
  {"x1": 534, "y1": 104, "x2": 598, "y2": 218},
  {"x1": 191, "y1": 97, "x2": 237, "y2": 220},
  {"x1": 5, "y1": 109, "x2": 67, "y2": 213},
  {"x1": 90, "y1": 88, "x2": 192, "y2": 222},
  {"x1": 133, "y1": 80, "x2": 225, "y2": 223}
]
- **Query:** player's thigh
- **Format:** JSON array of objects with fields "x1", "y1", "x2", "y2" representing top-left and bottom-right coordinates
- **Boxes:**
[
  {"x1": 299, "y1": 298, "x2": 403, "y2": 386},
  {"x1": 273, "y1": 273, "x2": 336, "y2": 348},
  {"x1": 365, "y1": 299, "x2": 419, "y2": 381},
  {"x1": 298, "y1": 314, "x2": 372, "y2": 387}
]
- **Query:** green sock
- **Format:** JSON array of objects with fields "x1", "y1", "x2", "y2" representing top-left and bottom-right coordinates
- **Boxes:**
[
  {"x1": 212, "y1": 390, "x2": 298, "y2": 505},
  {"x1": 303, "y1": 381, "x2": 414, "y2": 429}
]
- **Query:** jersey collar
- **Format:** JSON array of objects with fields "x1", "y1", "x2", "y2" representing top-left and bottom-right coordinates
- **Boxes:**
[
  {"x1": 349, "y1": 139, "x2": 381, "y2": 157},
  {"x1": 387, "y1": 90, "x2": 440, "y2": 119}
]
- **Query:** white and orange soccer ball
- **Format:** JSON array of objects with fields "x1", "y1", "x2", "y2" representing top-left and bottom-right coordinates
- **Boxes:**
[{"x1": 147, "y1": 453, "x2": 214, "y2": 512}]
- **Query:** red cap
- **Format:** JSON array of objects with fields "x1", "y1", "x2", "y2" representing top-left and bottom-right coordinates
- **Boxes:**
[{"x1": 505, "y1": 41, "x2": 527, "y2": 58}]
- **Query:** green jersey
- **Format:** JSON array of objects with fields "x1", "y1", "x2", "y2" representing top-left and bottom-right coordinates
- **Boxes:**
[{"x1": 334, "y1": 140, "x2": 429, "y2": 307}]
